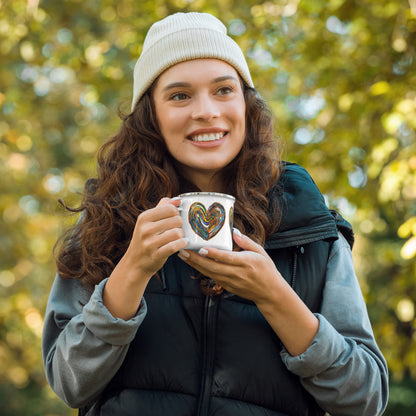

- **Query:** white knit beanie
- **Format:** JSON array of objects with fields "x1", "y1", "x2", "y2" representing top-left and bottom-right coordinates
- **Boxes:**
[{"x1": 131, "y1": 12, "x2": 254, "y2": 111}]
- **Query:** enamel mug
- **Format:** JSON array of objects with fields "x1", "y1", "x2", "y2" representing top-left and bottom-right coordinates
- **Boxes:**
[{"x1": 178, "y1": 192, "x2": 235, "y2": 251}]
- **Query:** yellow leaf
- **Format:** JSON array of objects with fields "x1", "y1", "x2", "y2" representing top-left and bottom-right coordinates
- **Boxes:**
[
  {"x1": 401, "y1": 236, "x2": 416, "y2": 259},
  {"x1": 381, "y1": 112, "x2": 405, "y2": 134},
  {"x1": 398, "y1": 217, "x2": 416, "y2": 238},
  {"x1": 370, "y1": 81, "x2": 390, "y2": 95}
]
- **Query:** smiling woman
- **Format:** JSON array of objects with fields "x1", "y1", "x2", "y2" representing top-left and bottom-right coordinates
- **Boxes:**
[
  {"x1": 42, "y1": 11, "x2": 388, "y2": 416},
  {"x1": 152, "y1": 59, "x2": 246, "y2": 192}
]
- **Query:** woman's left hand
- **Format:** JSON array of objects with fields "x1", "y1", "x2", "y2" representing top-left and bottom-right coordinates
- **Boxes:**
[
  {"x1": 178, "y1": 228, "x2": 319, "y2": 356},
  {"x1": 177, "y1": 229, "x2": 282, "y2": 304}
]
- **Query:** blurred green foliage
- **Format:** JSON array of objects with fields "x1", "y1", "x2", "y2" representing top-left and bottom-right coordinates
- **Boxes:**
[{"x1": 0, "y1": 0, "x2": 415, "y2": 414}]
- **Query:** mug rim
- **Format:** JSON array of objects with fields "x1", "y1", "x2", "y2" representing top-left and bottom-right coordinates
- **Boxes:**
[{"x1": 178, "y1": 192, "x2": 235, "y2": 202}]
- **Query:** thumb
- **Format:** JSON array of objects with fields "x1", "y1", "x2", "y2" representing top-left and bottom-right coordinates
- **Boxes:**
[{"x1": 233, "y1": 228, "x2": 264, "y2": 254}]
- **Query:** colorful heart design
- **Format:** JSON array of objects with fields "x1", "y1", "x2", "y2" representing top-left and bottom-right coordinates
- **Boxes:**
[
  {"x1": 188, "y1": 202, "x2": 226, "y2": 240},
  {"x1": 229, "y1": 206, "x2": 234, "y2": 231}
]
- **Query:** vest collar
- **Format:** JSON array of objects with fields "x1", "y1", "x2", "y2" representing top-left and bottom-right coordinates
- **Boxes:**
[{"x1": 265, "y1": 162, "x2": 339, "y2": 250}]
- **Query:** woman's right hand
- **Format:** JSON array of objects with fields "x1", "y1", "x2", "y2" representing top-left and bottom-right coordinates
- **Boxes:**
[
  {"x1": 123, "y1": 197, "x2": 188, "y2": 281},
  {"x1": 103, "y1": 197, "x2": 187, "y2": 320}
]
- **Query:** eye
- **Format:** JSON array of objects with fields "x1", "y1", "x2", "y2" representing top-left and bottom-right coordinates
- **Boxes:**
[
  {"x1": 217, "y1": 86, "x2": 233, "y2": 96},
  {"x1": 170, "y1": 92, "x2": 189, "y2": 101}
]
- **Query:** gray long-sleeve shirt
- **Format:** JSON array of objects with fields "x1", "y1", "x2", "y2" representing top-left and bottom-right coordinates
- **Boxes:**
[{"x1": 42, "y1": 233, "x2": 389, "y2": 415}]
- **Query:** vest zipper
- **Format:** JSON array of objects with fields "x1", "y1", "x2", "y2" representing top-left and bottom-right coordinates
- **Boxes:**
[
  {"x1": 196, "y1": 294, "x2": 220, "y2": 416},
  {"x1": 290, "y1": 245, "x2": 304, "y2": 289},
  {"x1": 160, "y1": 265, "x2": 168, "y2": 291}
]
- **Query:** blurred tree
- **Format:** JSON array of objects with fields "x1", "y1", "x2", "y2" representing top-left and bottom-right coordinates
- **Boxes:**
[{"x1": 0, "y1": 0, "x2": 414, "y2": 414}]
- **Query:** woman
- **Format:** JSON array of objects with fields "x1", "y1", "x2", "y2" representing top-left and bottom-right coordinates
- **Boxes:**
[{"x1": 42, "y1": 12, "x2": 388, "y2": 416}]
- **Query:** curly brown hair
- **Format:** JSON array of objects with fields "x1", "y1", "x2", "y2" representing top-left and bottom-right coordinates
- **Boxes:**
[{"x1": 54, "y1": 85, "x2": 282, "y2": 291}]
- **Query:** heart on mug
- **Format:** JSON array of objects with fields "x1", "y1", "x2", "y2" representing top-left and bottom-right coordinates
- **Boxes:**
[{"x1": 188, "y1": 202, "x2": 226, "y2": 240}]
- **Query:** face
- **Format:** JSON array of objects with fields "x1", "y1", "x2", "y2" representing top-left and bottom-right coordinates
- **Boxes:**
[{"x1": 153, "y1": 59, "x2": 246, "y2": 191}]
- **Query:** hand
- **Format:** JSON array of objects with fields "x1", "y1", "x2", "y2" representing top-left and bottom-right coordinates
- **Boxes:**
[
  {"x1": 178, "y1": 229, "x2": 319, "y2": 356},
  {"x1": 123, "y1": 197, "x2": 188, "y2": 281},
  {"x1": 104, "y1": 197, "x2": 188, "y2": 320},
  {"x1": 177, "y1": 229, "x2": 282, "y2": 304}
]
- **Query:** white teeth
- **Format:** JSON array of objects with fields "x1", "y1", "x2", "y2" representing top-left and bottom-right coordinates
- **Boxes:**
[{"x1": 190, "y1": 132, "x2": 224, "y2": 142}]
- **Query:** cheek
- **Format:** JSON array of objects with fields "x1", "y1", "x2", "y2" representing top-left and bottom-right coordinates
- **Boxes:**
[
  {"x1": 160, "y1": 111, "x2": 186, "y2": 137},
  {"x1": 234, "y1": 103, "x2": 246, "y2": 136},
  {"x1": 233, "y1": 98, "x2": 246, "y2": 123},
  {"x1": 155, "y1": 106, "x2": 183, "y2": 152}
]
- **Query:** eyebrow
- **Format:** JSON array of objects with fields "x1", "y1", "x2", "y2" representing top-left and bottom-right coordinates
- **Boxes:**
[
  {"x1": 162, "y1": 82, "x2": 191, "y2": 92},
  {"x1": 162, "y1": 75, "x2": 239, "y2": 93}
]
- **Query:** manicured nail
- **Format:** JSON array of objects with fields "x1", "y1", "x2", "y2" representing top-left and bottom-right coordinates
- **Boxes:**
[
  {"x1": 233, "y1": 228, "x2": 242, "y2": 237},
  {"x1": 178, "y1": 250, "x2": 190, "y2": 260},
  {"x1": 198, "y1": 248, "x2": 209, "y2": 256}
]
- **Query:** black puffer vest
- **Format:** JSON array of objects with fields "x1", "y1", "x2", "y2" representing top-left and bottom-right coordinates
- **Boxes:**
[{"x1": 88, "y1": 163, "x2": 353, "y2": 416}]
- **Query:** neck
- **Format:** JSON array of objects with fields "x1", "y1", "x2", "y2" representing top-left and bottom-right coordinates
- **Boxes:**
[
  {"x1": 178, "y1": 166, "x2": 225, "y2": 193},
  {"x1": 193, "y1": 174, "x2": 225, "y2": 193}
]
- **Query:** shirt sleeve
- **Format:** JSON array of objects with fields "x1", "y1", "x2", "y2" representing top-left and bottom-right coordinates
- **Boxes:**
[
  {"x1": 280, "y1": 233, "x2": 389, "y2": 416},
  {"x1": 42, "y1": 274, "x2": 147, "y2": 408}
]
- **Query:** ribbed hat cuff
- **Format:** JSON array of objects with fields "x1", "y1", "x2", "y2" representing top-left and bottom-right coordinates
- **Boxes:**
[{"x1": 131, "y1": 28, "x2": 253, "y2": 111}]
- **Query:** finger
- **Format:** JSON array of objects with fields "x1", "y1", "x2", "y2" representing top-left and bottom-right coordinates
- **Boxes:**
[
  {"x1": 141, "y1": 227, "x2": 187, "y2": 262},
  {"x1": 142, "y1": 215, "x2": 183, "y2": 237},
  {"x1": 157, "y1": 236, "x2": 189, "y2": 258},
  {"x1": 178, "y1": 249, "x2": 241, "y2": 280},
  {"x1": 157, "y1": 196, "x2": 181, "y2": 208},
  {"x1": 155, "y1": 227, "x2": 185, "y2": 249},
  {"x1": 141, "y1": 201, "x2": 181, "y2": 223},
  {"x1": 196, "y1": 246, "x2": 243, "y2": 267},
  {"x1": 232, "y1": 228, "x2": 265, "y2": 255},
  {"x1": 155, "y1": 198, "x2": 181, "y2": 218}
]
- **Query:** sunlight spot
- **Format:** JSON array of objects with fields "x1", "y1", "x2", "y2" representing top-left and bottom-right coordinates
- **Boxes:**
[
  {"x1": 20, "y1": 41, "x2": 35, "y2": 61},
  {"x1": 326, "y1": 16, "x2": 348, "y2": 35},
  {"x1": 228, "y1": 19, "x2": 246, "y2": 36},
  {"x1": 348, "y1": 166, "x2": 367, "y2": 188},
  {"x1": 0, "y1": 270, "x2": 15, "y2": 288},
  {"x1": 19, "y1": 195, "x2": 40, "y2": 215},
  {"x1": 8, "y1": 153, "x2": 28, "y2": 171},
  {"x1": 34, "y1": 76, "x2": 51, "y2": 96},
  {"x1": 401, "y1": 237, "x2": 416, "y2": 260},
  {"x1": 43, "y1": 174, "x2": 65, "y2": 194},
  {"x1": 396, "y1": 298, "x2": 415, "y2": 322},
  {"x1": 16, "y1": 135, "x2": 32, "y2": 152},
  {"x1": 8, "y1": 366, "x2": 29, "y2": 388},
  {"x1": 25, "y1": 308, "x2": 44, "y2": 337},
  {"x1": 57, "y1": 28, "x2": 73, "y2": 44}
]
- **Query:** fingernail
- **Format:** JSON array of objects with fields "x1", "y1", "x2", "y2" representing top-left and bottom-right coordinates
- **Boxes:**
[
  {"x1": 198, "y1": 248, "x2": 209, "y2": 256},
  {"x1": 233, "y1": 228, "x2": 242, "y2": 237},
  {"x1": 171, "y1": 196, "x2": 181, "y2": 202},
  {"x1": 178, "y1": 250, "x2": 190, "y2": 259}
]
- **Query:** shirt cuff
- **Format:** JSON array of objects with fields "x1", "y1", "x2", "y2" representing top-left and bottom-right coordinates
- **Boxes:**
[
  {"x1": 280, "y1": 314, "x2": 349, "y2": 378},
  {"x1": 82, "y1": 278, "x2": 147, "y2": 346}
]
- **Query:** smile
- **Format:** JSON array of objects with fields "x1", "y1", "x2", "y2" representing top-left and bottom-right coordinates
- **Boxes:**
[{"x1": 188, "y1": 132, "x2": 226, "y2": 142}]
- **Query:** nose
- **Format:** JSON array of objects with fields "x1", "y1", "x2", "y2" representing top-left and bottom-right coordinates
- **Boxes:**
[{"x1": 191, "y1": 95, "x2": 220, "y2": 121}]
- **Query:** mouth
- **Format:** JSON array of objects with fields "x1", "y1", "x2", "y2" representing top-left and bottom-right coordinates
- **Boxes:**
[{"x1": 187, "y1": 132, "x2": 227, "y2": 142}]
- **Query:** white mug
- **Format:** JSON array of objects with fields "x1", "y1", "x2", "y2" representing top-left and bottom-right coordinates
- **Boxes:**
[{"x1": 178, "y1": 192, "x2": 235, "y2": 251}]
